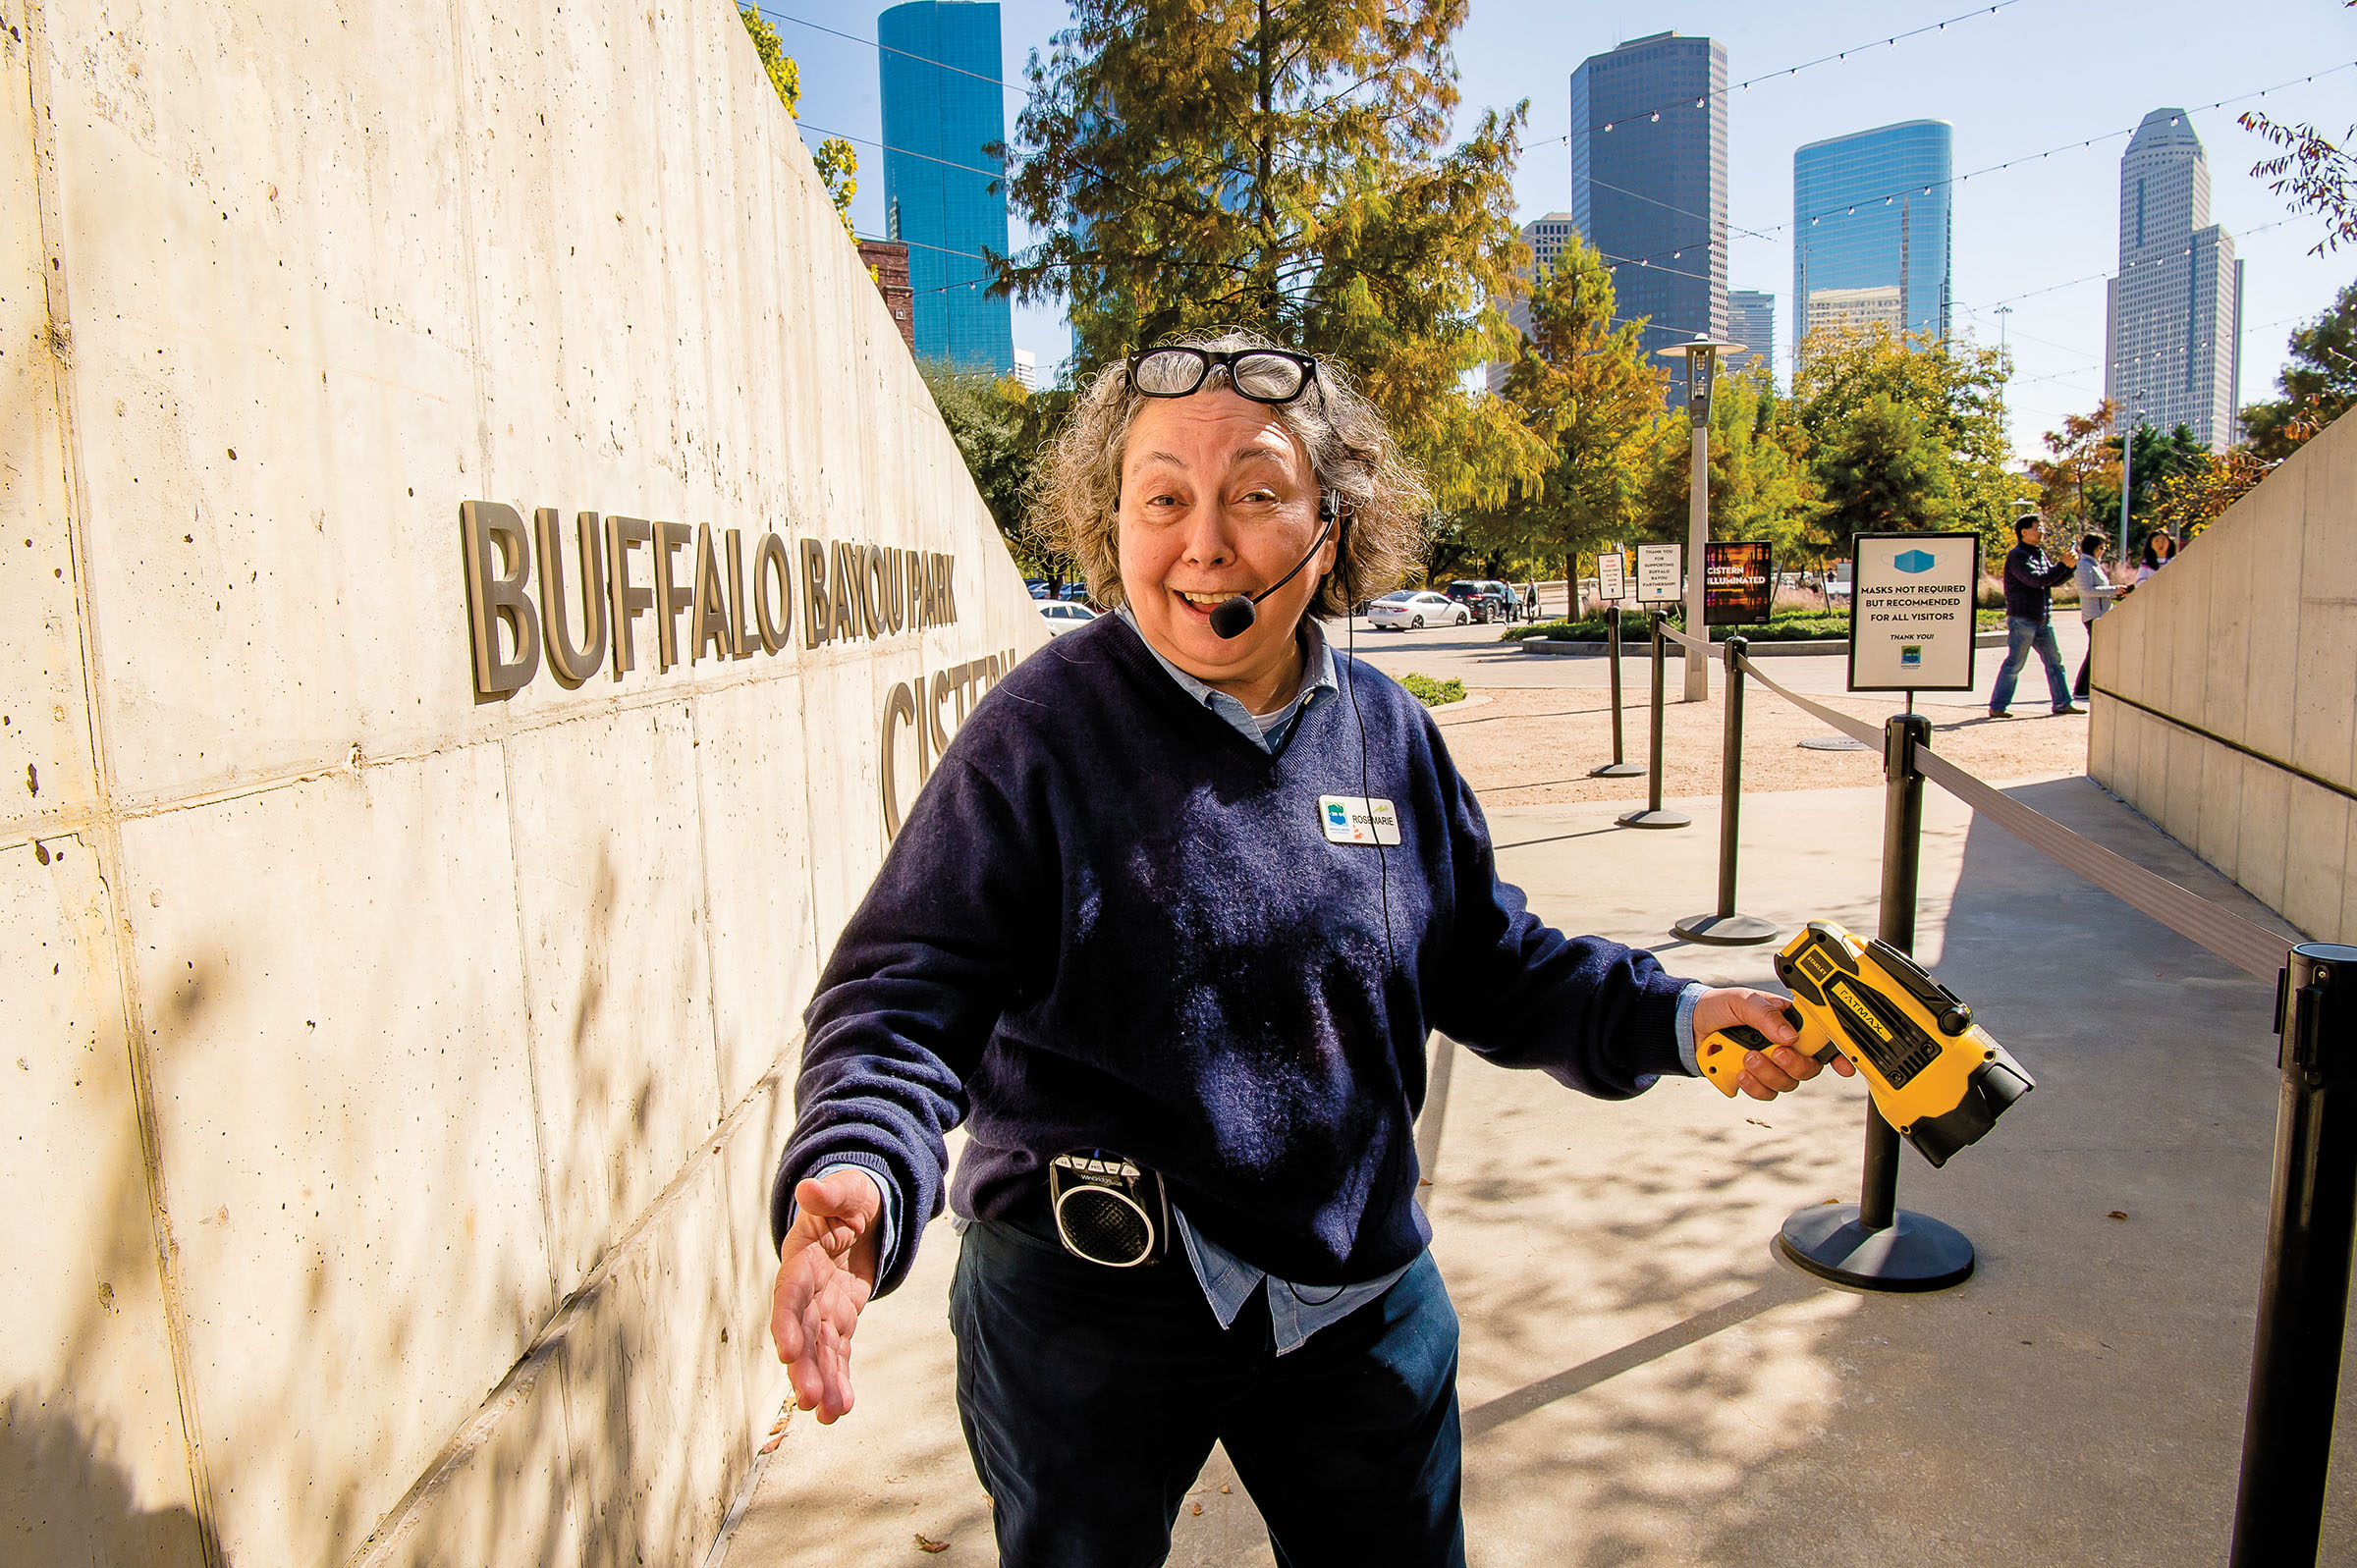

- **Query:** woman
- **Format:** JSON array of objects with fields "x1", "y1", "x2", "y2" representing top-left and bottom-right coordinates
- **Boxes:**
[
  {"x1": 765, "y1": 330, "x2": 1842, "y2": 1567},
  {"x1": 2136, "y1": 531, "x2": 2177, "y2": 581},
  {"x1": 2072, "y1": 533, "x2": 2121, "y2": 700}
]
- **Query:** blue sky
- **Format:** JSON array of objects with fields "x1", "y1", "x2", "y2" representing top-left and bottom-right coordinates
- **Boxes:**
[{"x1": 776, "y1": 0, "x2": 2356, "y2": 462}]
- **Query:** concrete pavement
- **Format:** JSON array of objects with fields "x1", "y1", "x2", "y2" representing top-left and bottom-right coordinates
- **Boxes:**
[{"x1": 712, "y1": 768, "x2": 2338, "y2": 1567}]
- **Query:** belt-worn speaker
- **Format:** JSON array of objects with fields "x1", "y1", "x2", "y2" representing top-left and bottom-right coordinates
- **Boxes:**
[{"x1": 1048, "y1": 1151, "x2": 1170, "y2": 1267}]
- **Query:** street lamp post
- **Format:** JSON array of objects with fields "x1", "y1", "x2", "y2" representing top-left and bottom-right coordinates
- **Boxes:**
[
  {"x1": 2119, "y1": 389, "x2": 2146, "y2": 548},
  {"x1": 1657, "y1": 336, "x2": 1745, "y2": 703}
]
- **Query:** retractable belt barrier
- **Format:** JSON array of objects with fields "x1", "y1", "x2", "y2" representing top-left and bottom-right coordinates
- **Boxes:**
[
  {"x1": 1644, "y1": 619, "x2": 2342, "y2": 1565},
  {"x1": 1650, "y1": 621, "x2": 2292, "y2": 980}
]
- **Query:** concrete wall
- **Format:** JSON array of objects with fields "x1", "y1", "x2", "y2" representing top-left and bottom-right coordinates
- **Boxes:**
[
  {"x1": 0, "y1": 1, "x2": 1043, "y2": 1563},
  {"x1": 2088, "y1": 410, "x2": 2356, "y2": 946}
]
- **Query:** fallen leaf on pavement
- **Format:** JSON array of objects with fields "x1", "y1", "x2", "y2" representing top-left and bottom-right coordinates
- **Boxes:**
[
  {"x1": 1191, "y1": 1503, "x2": 1203, "y2": 1516},
  {"x1": 1745, "y1": 1118, "x2": 1770, "y2": 1129},
  {"x1": 915, "y1": 1532, "x2": 949, "y2": 1553},
  {"x1": 2108, "y1": 1211, "x2": 2128, "y2": 1220}
]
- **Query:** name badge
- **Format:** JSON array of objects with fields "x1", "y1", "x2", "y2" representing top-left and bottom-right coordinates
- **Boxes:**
[{"x1": 1318, "y1": 794, "x2": 1400, "y2": 846}]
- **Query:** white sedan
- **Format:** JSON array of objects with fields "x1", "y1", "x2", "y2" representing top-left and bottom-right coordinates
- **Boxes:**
[
  {"x1": 1038, "y1": 601, "x2": 1098, "y2": 636},
  {"x1": 1367, "y1": 590, "x2": 1468, "y2": 630}
]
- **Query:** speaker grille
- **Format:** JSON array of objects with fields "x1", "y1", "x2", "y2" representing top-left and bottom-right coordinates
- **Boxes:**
[{"x1": 1055, "y1": 1186, "x2": 1154, "y2": 1267}]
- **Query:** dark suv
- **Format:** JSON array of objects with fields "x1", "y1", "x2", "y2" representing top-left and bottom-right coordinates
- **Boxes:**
[{"x1": 1445, "y1": 579, "x2": 1512, "y2": 623}]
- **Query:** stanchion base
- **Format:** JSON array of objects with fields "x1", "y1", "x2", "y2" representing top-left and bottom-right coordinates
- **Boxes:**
[
  {"x1": 1779, "y1": 1203, "x2": 1975, "y2": 1292},
  {"x1": 1589, "y1": 762, "x2": 1645, "y2": 778},
  {"x1": 1672, "y1": 911, "x2": 1781, "y2": 945},
  {"x1": 1616, "y1": 808, "x2": 1692, "y2": 829}
]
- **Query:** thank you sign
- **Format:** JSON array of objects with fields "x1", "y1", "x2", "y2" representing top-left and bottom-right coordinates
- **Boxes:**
[
  {"x1": 1848, "y1": 531, "x2": 1981, "y2": 692},
  {"x1": 1634, "y1": 542, "x2": 1682, "y2": 606}
]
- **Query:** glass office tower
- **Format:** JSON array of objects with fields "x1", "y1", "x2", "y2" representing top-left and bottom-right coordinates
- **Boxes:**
[
  {"x1": 1727, "y1": 289, "x2": 1774, "y2": 381},
  {"x1": 1791, "y1": 121, "x2": 1952, "y2": 359},
  {"x1": 879, "y1": 0, "x2": 1014, "y2": 372},
  {"x1": 1568, "y1": 32, "x2": 1728, "y2": 402},
  {"x1": 2104, "y1": 108, "x2": 2242, "y2": 447}
]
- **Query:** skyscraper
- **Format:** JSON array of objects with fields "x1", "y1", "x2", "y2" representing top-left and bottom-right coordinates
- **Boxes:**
[
  {"x1": 2105, "y1": 108, "x2": 2243, "y2": 447},
  {"x1": 1487, "y1": 212, "x2": 1579, "y2": 394},
  {"x1": 1791, "y1": 121, "x2": 1952, "y2": 361},
  {"x1": 1727, "y1": 290, "x2": 1774, "y2": 381},
  {"x1": 878, "y1": 1, "x2": 1014, "y2": 372},
  {"x1": 1568, "y1": 32, "x2": 1727, "y2": 400}
]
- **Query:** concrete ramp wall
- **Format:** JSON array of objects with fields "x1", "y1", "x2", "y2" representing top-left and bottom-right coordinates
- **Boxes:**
[
  {"x1": 0, "y1": 1, "x2": 1042, "y2": 1563},
  {"x1": 2088, "y1": 410, "x2": 2355, "y2": 946}
]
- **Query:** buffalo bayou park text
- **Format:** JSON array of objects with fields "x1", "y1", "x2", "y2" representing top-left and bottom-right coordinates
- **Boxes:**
[{"x1": 460, "y1": 502, "x2": 1016, "y2": 840}]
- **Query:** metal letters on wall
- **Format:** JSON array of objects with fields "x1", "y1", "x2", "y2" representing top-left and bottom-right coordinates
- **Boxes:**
[{"x1": 462, "y1": 501, "x2": 962, "y2": 696}]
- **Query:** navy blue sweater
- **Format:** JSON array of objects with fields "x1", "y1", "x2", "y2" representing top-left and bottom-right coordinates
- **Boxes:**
[
  {"x1": 771, "y1": 613, "x2": 1691, "y2": 1297},
  {"x1": 2002, "y1": 541, "x2": 2075, "y2": 622}
]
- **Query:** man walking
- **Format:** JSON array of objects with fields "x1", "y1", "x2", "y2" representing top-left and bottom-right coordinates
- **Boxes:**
[
  {"x1": 2072, "y1": 533, "x2": 2120, "y2": 700},
  {"x1": 1989, "y1": 514, "x2": 2079, "y2": 719}
]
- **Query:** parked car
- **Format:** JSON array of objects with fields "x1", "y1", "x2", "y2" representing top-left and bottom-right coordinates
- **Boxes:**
[
  {"x1": 1445, "y1": 578, "x2": 1513, "y2": 623},
  {"x1": 1037, "y1": 601, "x2": 1098, "y2": 636},
  {"x1": 1058, "y1": 582, "x2": 1092, "y2": 602},
  {"x1": 1367, "y1": 590, "x2": 1467, "y2": 630},
  {"x1": 1025, "y1": 578, "x2": 1051, "y2": 600}
]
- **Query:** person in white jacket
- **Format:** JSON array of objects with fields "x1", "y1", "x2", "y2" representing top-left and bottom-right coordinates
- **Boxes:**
[{"x1": 2074, "y1": 533, "x2": 2121, "y2": 699}]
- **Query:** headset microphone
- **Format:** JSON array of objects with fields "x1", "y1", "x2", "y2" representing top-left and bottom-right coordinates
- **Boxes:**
[{"x1": 1210, "y1": 494, "x2": 1343, "y2": 641}]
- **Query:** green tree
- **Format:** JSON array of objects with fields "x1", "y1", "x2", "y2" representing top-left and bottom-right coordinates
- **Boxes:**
[
  {"x1": 1791, "y1": 325, "x2": 2013, "y2": 557},
  {"x1": 1633, "y1": 365, "x2": 1813, "y2": 566},
  {"x1": 998, "y1": 0, "x2": 1545, "y2": 513},
  {"x1": 916, "y1": 362, "x2": 1061, "y2": 577},
  {"x1": 2108, "y1": 422, "x2": 2209, "y2": 540},
  {"x1": 2239, "y1": 279, "x2": 2357, "y2": 460},
  {"x1": 1467, "y1": 236, "x2": 1667, "y2": 586},
  {"x1": 740, "y1": 7, "x2": 858, "y2": 238}
]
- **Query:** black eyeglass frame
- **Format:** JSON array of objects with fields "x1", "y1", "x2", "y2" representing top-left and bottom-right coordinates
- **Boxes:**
[{"x1": 1123, "y1": 347, "x2": 1323, "y2": 406}]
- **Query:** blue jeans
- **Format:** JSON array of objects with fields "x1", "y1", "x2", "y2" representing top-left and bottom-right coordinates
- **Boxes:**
[
  {"x1": 949, "y1": 1212, "x2": 1465, "y2": 1568},
  {"x1": 1990, "y1": 615, "x2": 2071, "y2": 714}
]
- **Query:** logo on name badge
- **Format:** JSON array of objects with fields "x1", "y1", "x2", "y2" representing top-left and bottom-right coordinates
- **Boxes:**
[{"x1": 1318, "y1": 794, "x2": 1400, "y2": 846}]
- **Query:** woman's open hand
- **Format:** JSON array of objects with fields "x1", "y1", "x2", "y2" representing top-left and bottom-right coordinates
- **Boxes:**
[{"x1": 769, "y1": 1168, "x2": 883, "y2": 1424}]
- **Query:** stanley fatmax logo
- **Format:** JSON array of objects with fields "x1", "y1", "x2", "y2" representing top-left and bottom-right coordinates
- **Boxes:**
[{"x1": 1825, "y1": 975, "x2": 1940, "y2": 1089}]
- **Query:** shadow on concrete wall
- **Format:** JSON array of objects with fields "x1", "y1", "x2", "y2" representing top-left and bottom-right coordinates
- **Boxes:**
[{"x1": 0, "y1": 1387, "x2": 216, "y2": 1566}]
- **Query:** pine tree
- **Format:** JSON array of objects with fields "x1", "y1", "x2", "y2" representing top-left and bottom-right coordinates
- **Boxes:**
[
  {"x1": 998, "y1": 0, "x2": 1544, "y2": 510},
  {"x1": 1471, "y1": 235, "x2": 1667, "y2": 584}
]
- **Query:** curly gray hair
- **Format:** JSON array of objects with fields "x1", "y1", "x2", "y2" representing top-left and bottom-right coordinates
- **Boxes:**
[{"x1": 1029, "y1": 329, "x2": 1429, "y2": 618}]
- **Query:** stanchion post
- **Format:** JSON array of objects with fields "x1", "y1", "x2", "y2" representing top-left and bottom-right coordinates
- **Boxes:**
[
  {"x1": 1590, "y1": 605, "x2": 1642, "y2": 779},
  {"x1": 1777, "y1": 712, "x2": 1976, "y2": 1290},
  {"x1": 1673, "y1": 637, "x2": 1778, "y2": 944},
  {"x1": 1617, "y1": 612, "x2": 1690, "y2": 829},
  {"x1": 2229, "y1": 943, "x2": 2357, "y2": 1568}
]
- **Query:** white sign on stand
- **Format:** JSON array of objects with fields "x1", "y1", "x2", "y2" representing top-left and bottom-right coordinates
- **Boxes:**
[
  {"x1": 1847, "y1": 532, "x2": 1982, "y2": 692},
  {"x1": 1634, "y1": 542, "x2": 1682, "y2": 606},
  {"x1": 1597, "y1": 549, "x2": 1627, "y2": 603}
]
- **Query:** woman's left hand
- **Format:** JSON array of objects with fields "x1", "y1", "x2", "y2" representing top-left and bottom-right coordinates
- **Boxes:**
[{"x1": 1691, "y1": 987, "x2": 1857, "y2": 1102}]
